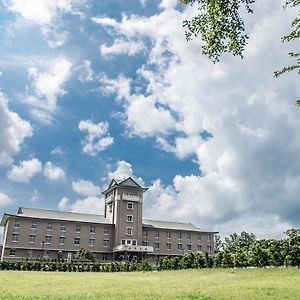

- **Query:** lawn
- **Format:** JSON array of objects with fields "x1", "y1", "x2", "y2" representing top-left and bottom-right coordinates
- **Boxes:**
[{"x1": 0, "y1": 268, "x2": 299, "y2": 300}]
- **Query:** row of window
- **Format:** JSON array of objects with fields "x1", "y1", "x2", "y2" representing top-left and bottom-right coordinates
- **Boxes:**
[
  {"x1": 12, "y1": 233, "x2": 109, "y2": 247},
  {"x1": 13, "y1": 220, "x2": 110, "y2": 234},
  {"x1": 142, "y1": 230, "x2": 211, "y2": 241},
  {"x1": 142, "y1": 241, "x2": 212, "y2": 252}
]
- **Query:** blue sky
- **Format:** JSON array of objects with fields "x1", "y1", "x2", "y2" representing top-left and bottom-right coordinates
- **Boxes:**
[{"x1": 0, "y1": 0, "x2": 299, "y2": 239}]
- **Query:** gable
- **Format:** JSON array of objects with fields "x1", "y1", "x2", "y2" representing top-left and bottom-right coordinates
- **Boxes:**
[{"x1": 119, "y1": 177, "x2": 141, "y2": 188}]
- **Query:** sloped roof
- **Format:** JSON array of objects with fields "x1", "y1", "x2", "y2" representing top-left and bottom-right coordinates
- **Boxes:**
[
  {"x1": 142, "y1": 219, "x2": 217, "y2": 233},
  {"x1": 5, "y1": 207, "x2": 112, "y2": 225},
  {"x1": 102, "y1": 177, "x2": 148, "y2": 194}
]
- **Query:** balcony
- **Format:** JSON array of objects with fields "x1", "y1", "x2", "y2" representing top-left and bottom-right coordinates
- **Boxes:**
[
  {"x1": 113, "y1": 244, "x2": 153, "y2": 253},
  {"x1": 122, "y1": 193, "x2": 140, "y2": 202}
]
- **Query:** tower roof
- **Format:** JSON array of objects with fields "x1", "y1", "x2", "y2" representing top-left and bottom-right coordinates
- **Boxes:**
[{"x1": 102, "y1": 176, "x2": 148, "y2": 195}]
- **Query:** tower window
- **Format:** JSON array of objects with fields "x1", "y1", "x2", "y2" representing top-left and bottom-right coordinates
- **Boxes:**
[
  {"x1": 126, "y1": 227, "x2": 133, "y2": 236},
  {"x1": 127, "y1": 215, "x2": 133, "y2": 222},
  {"x1": 127, "y1": 202, "x2": 134, "y2": 210}
]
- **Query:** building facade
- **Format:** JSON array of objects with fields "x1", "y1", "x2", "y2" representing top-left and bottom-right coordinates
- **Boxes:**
[{"x1": 0, "y1": 177, "x2": 217, "y2": 262}]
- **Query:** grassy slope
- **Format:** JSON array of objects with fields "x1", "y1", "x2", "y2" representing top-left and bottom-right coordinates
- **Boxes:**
[{"x1": 0, "y1": 268, "x2": 299, "y2": 300}]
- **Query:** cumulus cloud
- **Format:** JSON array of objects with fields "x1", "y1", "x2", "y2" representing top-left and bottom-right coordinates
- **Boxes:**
[
  {"x1": 7, "y1": 158, "x2": 42, "y2": 182},
  {"x1": 93, "y1": 0, "x2": 300, "y2": 237},
  {"x1": 69, "y1": 195, "x2": 104, "y2": 215},
  {"x1": 26, "y1": 57, "x2": 72, "y2": 123},
  {"x1": 78, "y1": 119, "x2": 114, "y2": 155},
  {"x1": 78, "y1": 60, "x2": 94, "y2": 82},
  {"x1": 58, "y1": 196, "x2": 70, "y2": 210},
  {"x1": 0, "y1": 92, "x2": 33, "y2": 166},
  {"x1": 0, "y1": 191, "x2": 13, "y2": 207},
  {"x1": 72, "y1": 179, "x2": 101, "y2": 196},
  {"x1": 51, "y1": 146, "x2": 63, "y2": 155},
  {"x1": 43, "y1": 161, "x2": 65, "y2": 180}
]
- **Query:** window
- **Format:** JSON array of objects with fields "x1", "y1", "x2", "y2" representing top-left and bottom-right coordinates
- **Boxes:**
[
  {"x1": 207, "y1": 245, "x2": 212, "y2": 252},
  {"x1": 143, "y1": 229, "x2": 148, "y2": 237},
  {"x1": 207, "y1": 235, "x2": 211, "y2": 242},
  {"x1": 29, "y1": 234, "x2": 36, "y2": 243},
  {"x1": 75, "y1": 224, "x2": 81, "y2": 233},
  {"x1": 60, "y1": 223, "x2": 66, "y2": 231},
  {"x1": 90, "y1": 225, "x2": 96, "y2": 234},
  {"x1": 126, "y1": 240, "x2": 131, "y2": 245},
  {"x1": 12, "y1": 233, "x2": 19, "y2": 242},
  {"x1": 121, "y1": 239, "x2": 126, "y2": 245},
  {"x1": 102, "y1": 253, "x2": 108, "y2": 261},
  {"x1": 167, "y1": 231, "x2": 171, "y2": 239},
  {"x1": 103, "y1": 239, "x2": 109, "y2": 247},
  {"x1": 197, "y1": 244, "x2": 202, "y2": 251},
  {"x1": 166, "y1": 242, "x2": 171, "y2": 250},
  {"x1": 74, "y1": 237, "x2": 80, "y2": 246},
  {"x1": 127, "y1": 215, "x2": 133, "y2": 223},
  {"x1": 187, "y1": 233, "x2": 191, "y2": 240},
  {"x1": 46, "y1": 223, "x2": 52, "y2": 230},
  {"x1": 89, "y1": 238, "x2": 95, "y2": 247},
  {"x1": 109, "y1": 203, "x2": 112, "y2": 213},
  {"x1": 27, "y1": 250, "x2": 33, "y2": 258},
  {"x1": 9, "y1": 249, "x2": 16, "y2": 256},
  {"x1": 178, "y1": 232, "x2": 182, "y2": 239},
  {"x1": 104, "y1": 227, "x2": 109, "y2": 235},
  {"x1": 126, "y1": 227, "x2": 133, "y2": 236},
  {"x1": 14, "y1": 219, "x2": 20, "y2": 228},
  {"x1": 31, "y1": 220, "x2": 37, "y2": 229},
  {"x1": 143, "y1": 241, "x2": 148, "y2": 246},
  {"x1": 155, "y1": 231, "x2": 160, "y2": 238},
  {"x1": 187, "y1": 244, "x2": 192, "y2": 251},
  {"x1": 127, "y1": 202, "x2": 134, "y2": 210},
  {"x1": 155, "y1": 242, "x2": 160, "y2": 250},
  {"x1": 178, "y1": 243, "x2": 183, "y2": 250},
  {"x1": 132, "y1": 240, "x2": 137, "y2": 246},
  {"x1": 197, "y1": 233, "x2": 201, "y2": 240},
  {"x1": 45, "y1": 235, "x2": 52, "y2": 244},
  {"x1": 59, "y1": 236, "x2": 65, "y2": 245}
]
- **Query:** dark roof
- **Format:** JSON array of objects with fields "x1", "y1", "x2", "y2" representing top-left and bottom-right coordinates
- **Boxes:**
[{"x1": 102, "y1": 177, "x2": 148, "y2": 194}]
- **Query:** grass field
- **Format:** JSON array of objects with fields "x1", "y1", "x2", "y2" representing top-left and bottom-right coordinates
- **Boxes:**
[{"x1": 0, "y1": 268, "x2": 299, "y2": 299}]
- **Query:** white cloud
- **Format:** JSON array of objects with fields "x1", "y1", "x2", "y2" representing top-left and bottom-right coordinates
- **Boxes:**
[
  {"x1": 0, "y1": 92, "x2": 33, "y2": 166},
  {"x1": 26, "y1": 57, "x2": 72, "y2": 122},
  {"x1": 78, "y1": 119, "x2": 114, "y2": 155},
  {"x1": 43, "y1": 161, "x2": 65, "y2": 180},
  {"x1": 94, "y1": 0, "x2": 300, "y2": 237},
  {"x1": 100, "y1": 39, "x2": 145, "y2": 58},
  {"x1": 78, "y1": 60, "x2": 94, "y2": 82},
  {"x1": 72, "y1": 179, "x2": 101, "y2": 196},
  {"x1": 7, "y1": 158, "x2": 42, "y2": 182},
  {"x1": 40, "y1": 27, "x2": 69, "y2": 48},
  {"x1": 58, "y1": 196, "x2": 70, "y2": 210},
  {"x1": 69, "y1": 195, "x2": 104, "y2": 215},
  {"x1": 0, "y1": 191, "x2": 13, "y2": 207},
  {"x1": 51, "y1": 146, "x2": 63, "y2": 155},
  {"x1": 30, "y1": 190, "x2": 40, "y2": 204}
]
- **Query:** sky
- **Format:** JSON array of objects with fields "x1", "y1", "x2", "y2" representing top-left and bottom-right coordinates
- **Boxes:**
[{"x1": 0, "y1": 0, "x2": 300, "y2": 240}]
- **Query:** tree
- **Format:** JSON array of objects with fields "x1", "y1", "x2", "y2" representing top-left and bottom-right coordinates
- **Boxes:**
[
  {"x1": 75, "y1": 248, "x2": 95, "y2": 263},
  {"x1": 180, "y1": 0, "x2": 300, "y2": 105},
  {"x1": 214, "y1": 234, "x2": 223, "y2": 252},
  {"x1": 285, "y1": 228, "x2": 300, "y2": 268}
]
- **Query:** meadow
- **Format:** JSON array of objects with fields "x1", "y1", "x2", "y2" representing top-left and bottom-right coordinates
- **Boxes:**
[{"x1": 0, "y1": 268, "x2": 299, "y2": 300}]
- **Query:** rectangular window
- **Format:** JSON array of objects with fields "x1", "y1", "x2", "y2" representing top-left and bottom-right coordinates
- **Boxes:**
[
  {"x1": 14, "y1": 219, "x2": 20, "y2": 228},
  {"x1": 166, "y1": 242, "x2": 171, "y2": 250},
  {"x1": 126, "y1": 227, "x2": 133, "y2": 236},
  {"x1": 103, "y1": 239, "x2": 109, "y2": 247},
  {"x1": 197, "y1": 233, "x2": 201, "y2": 240},
  {"x1": 9, "y1": 249, "x2": 16, "y2": 256},
  {"x1": 74, "y1": 237, "x2": 80, "y2": 246},
  {"x1": 90, "y1": 225, "x2": 96, "y2": 234},
  {"x1": 143, "y1": 241, "x2": 148, "y2": 246},
  {"x1": 29, "y1": 234, "x2": 36, "y2": 243},
  {"x1": 27, "y1": 250, "x2": 33, "y2": 258},
  {"x1": 45, "y1": 235, "x2": 52, "y2": 244},
  {"x1": 207, "y1": 245, "x2": 212, "y2": 252},
  {"x1": 126, "y1": 240, "x2": 131, "y2": 245},
  {"x1": 127, "y1": 202, "x2": 134, "y2": 210},
  {"x1": 46, "y1": 222, "x2": 52, "y2": 230},
  {"x1": 187, "y1": 233, "x2": 191, "y2": 240},
  {"x1": 12, "y1": 233, "x2": 19, "y2": 242},
  {"x1": 178, "y1": 232, "x2": 182, "y2": 239},
  {"x1": 121, "y1": 239, "x2": 126, "y2": 245},
  {"x1": 155, "y1": 231, "x2": 160, "y2": 238},
  {"x1": 208, "y1": 235, "x2": 211, "y2": 242},
  {"x1": 104, "y1": 227, "x2": 109, "y2": 235},
  {"x1": 31, "y1": 220, "x2": 37, "y2": 229},
  {"x1": 60, "y1": 223, "x2": 66, "y2": 231},
  {"x1": 132, "y1": 240, "x2": 137, "y2": 246},
  {"x1": 127, "y1": 215, "x2": 133, "y2": 222},
  {"x1": 197, "y1": 244, "x2": 202, "y2": 251},
  {"x1": 59, "y1": 236, "x2": 65, "y2": 245},
  {"x1": 187, "y1": 244, "x2": 192, "y2": 251},
  {"x1": 75, "y1": 224, "x2": 81, "y2": 233},
  {"x1": 155, "y1": 242, "x2": 160, "y2": 250},
  {"x1": 89, "y1": 238, "x2": 95, "y2": 246},
  {"x1": 143, "y1": 229, "x2": 148, "y2": 237},
  {"x1": 102, "y1": 253, "x2": 108, "y2": 261},
  {"x1": 167, "y1": 231, "x2": 171, "y2": 239}
]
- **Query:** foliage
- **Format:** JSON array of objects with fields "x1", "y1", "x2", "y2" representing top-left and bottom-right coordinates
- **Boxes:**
[
  {"x1": 180, "y1": 0, "x2": 255, "y2": 62},
  {"x1": 75, "y1": 248, "x2": 95, "y2": 263}
]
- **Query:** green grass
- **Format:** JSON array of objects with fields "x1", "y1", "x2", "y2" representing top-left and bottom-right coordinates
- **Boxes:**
[{"x1": 0, "y1": 268, "x2": 299, "y2": 300}]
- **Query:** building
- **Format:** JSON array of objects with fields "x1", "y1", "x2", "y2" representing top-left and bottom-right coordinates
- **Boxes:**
[{"x1": 0, "y1": 177, "x2": 217, "y2": 262}]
